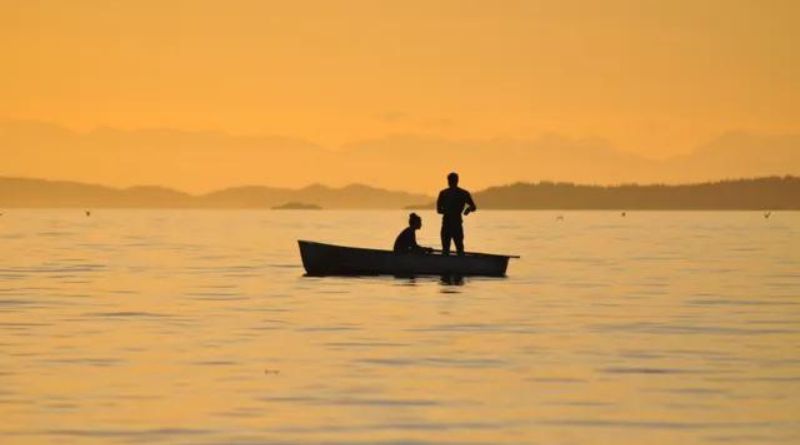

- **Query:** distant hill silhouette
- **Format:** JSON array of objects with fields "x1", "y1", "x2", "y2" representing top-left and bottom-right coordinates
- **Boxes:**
[
  {"x1": 0, "y1": 177, "x2": 430, "y2": 209},
  {"x1": 1, "y1": 176, "x2": 797, "y2": 210},
  {"x1": 470, "y1": 176, "x2": 799, "y2": 210}
]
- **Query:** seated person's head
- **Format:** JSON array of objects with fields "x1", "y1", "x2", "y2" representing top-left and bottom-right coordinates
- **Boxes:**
[
  {"x1": 447, "y1": 172, "x2": 459, "y2": 187},
  {"x1": 409, "y1": 212, "x2": 422, "y2": 229}
]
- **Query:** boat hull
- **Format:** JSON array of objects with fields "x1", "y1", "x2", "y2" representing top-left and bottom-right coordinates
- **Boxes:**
[{"x1": 298, "y1": 240, "x2": 510, "y2": 277}]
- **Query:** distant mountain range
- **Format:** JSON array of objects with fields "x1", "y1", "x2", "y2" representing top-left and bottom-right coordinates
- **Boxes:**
[
  {"x1": 2, "y1": 120, "x2": 799, "y2": 193},
  {"x1": 1, "y1": 176, "x2": 798, "y2": 210},
  {"x1": 0, "y1": 177, "x2": 430, "y2": 209}
]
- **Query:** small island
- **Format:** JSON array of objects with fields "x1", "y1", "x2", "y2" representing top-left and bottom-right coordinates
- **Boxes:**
[
  {"x1": 404, "y1": 203, "x2": 433, "y2": 210},
  {"x1": 271, "y1": 201, "x2": 322, "y2": 210}
]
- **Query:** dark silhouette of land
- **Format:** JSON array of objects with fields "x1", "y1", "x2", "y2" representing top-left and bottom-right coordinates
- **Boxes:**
[
  {"x1": 272, "y1": 202, "x2": 322, "y2": 210},
  {"x1": 468, "y1": 176, "x2": 800, "y2": 210},
  {"x1": 1, "y1": 176, "x2": 798, "y2": 210},
  {"x1": 0, "y1": 178, "x2": 428, "y2": 209}
]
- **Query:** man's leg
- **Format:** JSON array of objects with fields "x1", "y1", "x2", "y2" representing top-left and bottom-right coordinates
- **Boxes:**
[
  {"x1": 453, "y1": 223, "x2": 465, "y2": 255},
  {"x1": 441, "y1": 224, "x2": 451, "y2": 255}
]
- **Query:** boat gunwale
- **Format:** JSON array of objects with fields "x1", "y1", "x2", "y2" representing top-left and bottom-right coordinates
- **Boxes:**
[{"x1": 298, "y1": 239, "x2": 519, "y2": 259}]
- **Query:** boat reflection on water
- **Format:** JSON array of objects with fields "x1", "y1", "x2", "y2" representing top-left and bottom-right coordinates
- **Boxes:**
[
  {"x1": 439, "y1": 274, "x2": 465, "y2": 286},
  {"x1": 391, "y1": 274, "x2": 467, "y2": 286}
]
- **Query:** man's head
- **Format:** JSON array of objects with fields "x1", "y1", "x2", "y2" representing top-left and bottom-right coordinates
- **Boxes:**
[
  {"x1": 447, "y1": 172, "x2": 459, "y2": 188},
  {"x1": 409, "y1": 212, "x2": 422, "y2": 229}
]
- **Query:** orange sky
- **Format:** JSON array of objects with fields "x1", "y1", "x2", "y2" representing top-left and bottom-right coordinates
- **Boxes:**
[{"x1": 2, "y1": 1, "x2": 799, "y2": 192}]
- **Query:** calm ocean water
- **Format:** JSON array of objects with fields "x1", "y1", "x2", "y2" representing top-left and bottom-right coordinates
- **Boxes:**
[{"x1": 1, "y1": 210, "x2": 798, "y2": 444}]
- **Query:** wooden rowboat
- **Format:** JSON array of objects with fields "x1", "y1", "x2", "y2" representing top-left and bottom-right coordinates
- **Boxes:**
[{"x1": 298, "y1": 240, "x2": 517, "y2": 277}]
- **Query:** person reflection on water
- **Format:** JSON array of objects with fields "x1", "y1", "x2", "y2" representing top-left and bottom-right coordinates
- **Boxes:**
[
  {"x1": 437, "y1": 172, "x2": 477, "y2": 255},
  {"x1": 394, "y1": 213, "x2": 434, "y2": 254}
]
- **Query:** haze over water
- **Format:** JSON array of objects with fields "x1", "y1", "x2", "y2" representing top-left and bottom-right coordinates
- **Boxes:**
[{"x1": 1, "y1": 210, "x2": 799, "y2": 444}]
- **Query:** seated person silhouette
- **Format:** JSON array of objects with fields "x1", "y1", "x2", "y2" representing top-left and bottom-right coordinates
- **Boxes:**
[{"x1": 393, "y1": 213, "x2": 434, "y2": 254}]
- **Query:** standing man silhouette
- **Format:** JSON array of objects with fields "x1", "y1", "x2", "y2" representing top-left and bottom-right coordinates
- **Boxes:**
[{"x1": 437, "y1": 172, "x2": 477, "y2": 255}]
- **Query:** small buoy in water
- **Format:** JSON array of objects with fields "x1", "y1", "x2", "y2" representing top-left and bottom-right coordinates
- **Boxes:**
[
  {"x1": 621, "y1": 211, "x2": 626, "y2": 217},
  {"x1": 764, "y1": 211, "x2": 771, "y2": 219},
  {"x1": 85, "y1": 210, "x2": 91, "y2": 217}
]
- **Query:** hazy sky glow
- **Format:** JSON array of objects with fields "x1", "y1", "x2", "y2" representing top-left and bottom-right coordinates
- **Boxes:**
[{"x1": 2, "y1": 0, "x2": 799, "y2": 190}]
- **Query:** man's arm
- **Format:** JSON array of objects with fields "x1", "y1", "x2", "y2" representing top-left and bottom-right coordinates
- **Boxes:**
[
  {"x1": 464, "y1": 191, "x2": 477, "y2": 215},
  {"x1": 436, "y1": 191, "x2": 445, "y2": 214}
]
